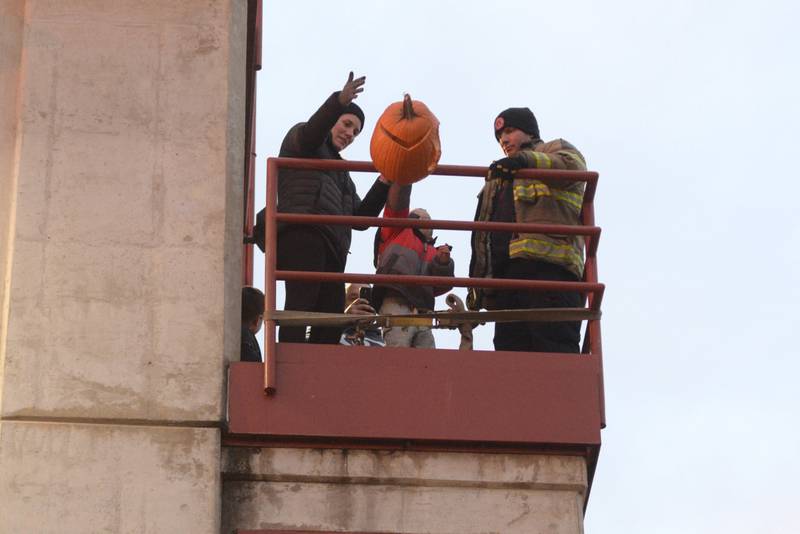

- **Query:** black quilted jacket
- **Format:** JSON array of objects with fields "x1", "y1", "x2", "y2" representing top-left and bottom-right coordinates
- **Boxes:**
[{"x1": 255, "y1": 92, "x2": 388, "y2": 268}]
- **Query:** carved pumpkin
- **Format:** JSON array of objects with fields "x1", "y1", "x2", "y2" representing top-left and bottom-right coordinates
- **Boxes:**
[{"x1": 370, "y1": 94, "x2": 441, "y2": 184}]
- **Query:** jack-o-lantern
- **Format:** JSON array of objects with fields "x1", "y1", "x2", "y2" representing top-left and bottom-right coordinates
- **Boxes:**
[{"x1": 370, "y1": 94, "x2": 441, "y2": 184}]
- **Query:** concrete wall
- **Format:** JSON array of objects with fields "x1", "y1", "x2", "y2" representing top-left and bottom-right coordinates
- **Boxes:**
[
  {"x1": 0, "y1": 1, "x2": 247, "y2": 532},
  {"x1": 222, "y1": 447, "x2": 588, "y2": 534},
  {"x1": 0, "y1": 422, "x2": 220, "y2": 532},
  {"x1": 0, "y1": 0, "x2": 26, "y2": 413}
]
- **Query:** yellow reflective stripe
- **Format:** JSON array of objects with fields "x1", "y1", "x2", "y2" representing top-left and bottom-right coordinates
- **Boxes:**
[
  {"x1": 552, "y1": 190, "x2": 583, "y2": 211},
  {"x1": 513, "y1": 182, "x2": 550, "y2": 201},
  {"x1": 531, "y1": 152, "x2": 553, "y2": 169},
  {"x1": 509, "y1": 238, "x2": 583, "y2": 264},
  {"x1": 513, "y1": 183, "x2": 583, "y2": 211},
  {"x1": 509, "y1": 238, "x2": 580, "y2": 257}
]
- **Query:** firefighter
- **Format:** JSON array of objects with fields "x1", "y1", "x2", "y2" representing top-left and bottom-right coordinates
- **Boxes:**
[{"x1": 468, "y1": 107, "x2": 587, "y2": 353}]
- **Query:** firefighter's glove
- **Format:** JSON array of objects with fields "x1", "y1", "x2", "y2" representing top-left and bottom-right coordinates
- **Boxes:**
[{"x1": 489, "y1": 157, "x2": 523, "y2": 180}]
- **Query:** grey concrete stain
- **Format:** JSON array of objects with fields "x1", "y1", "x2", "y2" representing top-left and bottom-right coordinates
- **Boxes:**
[{"x1": 219, "y1": 448, "x2": 587, "y2": 533}]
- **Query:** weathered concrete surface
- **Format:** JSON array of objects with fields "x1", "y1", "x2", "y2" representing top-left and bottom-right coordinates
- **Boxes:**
[
  {"x1": 0, "y1": 0, "x2": 246, "y2": 422},
  {"x1": 0, "y1": 421, "x2": 221, "y2": 534},
  {"x1": 0, "y1": 0, "x2": 26, "y2": 416},
  {"x1": 0, "y1": 1, "x2": 247, "y2": 532},
  {"x1": 222, "y1": 447, "x2": 587, "y2": 534}
]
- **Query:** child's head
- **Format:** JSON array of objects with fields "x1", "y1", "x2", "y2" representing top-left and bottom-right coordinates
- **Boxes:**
[
  {"x1": 241, "y1": 286, "x2": 265, "y2": 334},
  {"x1": 409, "y1": 208, "x2": 433, "y2": 241},
  {"x1": 345, "y1": 283, "x2": 368, "y2": 305}
]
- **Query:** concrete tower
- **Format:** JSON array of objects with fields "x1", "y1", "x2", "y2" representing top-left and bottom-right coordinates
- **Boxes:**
[{"x1": 1, "y1": 1, "x2": 246, "y2": 531}]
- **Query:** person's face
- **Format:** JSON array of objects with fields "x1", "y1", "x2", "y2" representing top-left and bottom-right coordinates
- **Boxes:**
[
  {"x1": 346, "y1": 283, "x2": 365, "y2": 305},
  {"x1": 330, "y1": 113, "x2": 362, "y2": 151},
  {"x1": 409, "y1": 208, "x2": 433, "y2": 241},
  {"x1": 498, "y1": 127, "x2": 532, "y2": 157},
  {"x1": 248, "y1": 314, "x2": 263, "y2": 335}
]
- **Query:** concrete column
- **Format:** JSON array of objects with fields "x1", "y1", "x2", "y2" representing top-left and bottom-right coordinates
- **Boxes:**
[{"x1": 0, "y1": 1, "x2": 246, "y2": 532}]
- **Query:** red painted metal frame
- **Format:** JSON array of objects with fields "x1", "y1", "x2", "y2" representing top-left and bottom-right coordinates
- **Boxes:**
[
  {"x1": 228, "y1": 347, "x2": 602, "y2": 445},
  {"x1": 241, "y1": 0, "x2": 262, "y2": 286},
  {"x1": 263, "y1": 157, "x2": 604, "y2": 400},
  {"x1": 278, "y1": 271, "x2": 603, "y2": 297}
]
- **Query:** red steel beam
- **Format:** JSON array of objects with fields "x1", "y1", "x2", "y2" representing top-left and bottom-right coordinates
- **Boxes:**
[
  {"x1": 230, "y1": 348, "x2": 602, "y2": 443},
  {"x1": 277, "y1": 270, "x2": 604, "y2": 295},
  {"x1": 277, "y1": 212, "x2": 601, "y2": 238},
  {"x1": 580, "y1": 201, "x2": 605, "y2": 427},
  {"x1": 270, "y1": 156, "x2": 599, "y2": 184},
  {"x1": 584, "y1": 177, "x2": 598, "y2": 203},
  {"x1": 582, "y1": 203, "x2": 600, "y2": 258},
  {"x1": 264, "y1": 159, "x2": 278, "y2": 394}
]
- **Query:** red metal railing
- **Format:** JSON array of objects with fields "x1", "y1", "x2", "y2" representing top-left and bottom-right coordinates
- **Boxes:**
[
  {"x1": 264, "y1": 157, "x2": 603, "y2": 396},
  {"x1": 241, "y1": 0, "x2": 263, "y2": 286}
]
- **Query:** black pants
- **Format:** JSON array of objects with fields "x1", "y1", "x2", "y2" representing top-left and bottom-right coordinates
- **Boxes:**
[
  {"x1": 277, "y1": 227, "x2": 345, "y2": 344},
  {"x1": 494, "y1": 259, "x2": 582, "y2": 353}
]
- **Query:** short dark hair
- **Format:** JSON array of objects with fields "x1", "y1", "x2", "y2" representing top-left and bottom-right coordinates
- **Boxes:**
[{"x1": 242, "y1": 286, "x2": 265, "y2": 323}]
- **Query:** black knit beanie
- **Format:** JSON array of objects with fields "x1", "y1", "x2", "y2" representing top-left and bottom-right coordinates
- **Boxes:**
[
  {"x1": 342, "y1": 102, "x2": 365, "y2": 132},
  {"x1": 494, "y1": 107, "x2": 539, "y2": 140}
]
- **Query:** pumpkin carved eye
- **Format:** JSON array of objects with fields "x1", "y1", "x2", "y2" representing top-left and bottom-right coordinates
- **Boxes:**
[{"x1": 370, "y1": 94, "x2": 441, "y2": 185}]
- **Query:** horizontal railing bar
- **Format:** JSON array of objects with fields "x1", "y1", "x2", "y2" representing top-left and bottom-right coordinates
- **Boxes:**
[
  {"x1": 276, "y1": 213, "x2": 601, "y2": 237},
  {"x1": 269, "y1": 157, "x2": 599, "y2": 184},
  {"x1": 268, "y1": 307, "x2": 601, "y2": 327},
  {"x1": 277, "y1": 270, "x2": 604, "y2": 294}
]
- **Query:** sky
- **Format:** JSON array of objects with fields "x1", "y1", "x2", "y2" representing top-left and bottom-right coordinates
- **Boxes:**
[{"x1": 252, "y1": 1, "x2": 800, "y2": 531}]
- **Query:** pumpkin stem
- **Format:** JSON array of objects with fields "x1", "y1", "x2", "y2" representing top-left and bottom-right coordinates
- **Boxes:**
[{"x1": 402, "y1": 94, "x2": 416, "y2": 119}]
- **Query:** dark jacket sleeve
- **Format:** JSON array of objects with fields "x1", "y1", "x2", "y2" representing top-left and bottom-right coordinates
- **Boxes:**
[
  {"x1": 290, "y1": 92, "x2": 346, "y2": 155},
  {"x1": 352, "y1": 178, "x2": 390, "y2": 230}
]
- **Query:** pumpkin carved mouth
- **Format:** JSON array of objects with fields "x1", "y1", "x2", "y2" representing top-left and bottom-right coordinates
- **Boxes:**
[
  {"x1": 370, "y1": 93, "x2": 441, "y2": 185},
  {"x1": 377, "y1": 122, "x2": 433, "y2": 151}
]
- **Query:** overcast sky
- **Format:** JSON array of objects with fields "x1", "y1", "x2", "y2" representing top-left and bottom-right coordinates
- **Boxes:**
[{"x1": 252, "y1": 1, "x2": 800, "y2": 531}]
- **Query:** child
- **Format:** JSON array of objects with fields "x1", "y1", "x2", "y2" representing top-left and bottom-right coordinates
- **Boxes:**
[
  {"x1": 240, "y1": 286, "x2": 264, "y2": 362},
  {"x1": 372, "y1": 183, "x2": 455, "y2": 348}
]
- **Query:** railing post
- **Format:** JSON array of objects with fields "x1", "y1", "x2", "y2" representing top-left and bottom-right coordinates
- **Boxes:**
[
  {"x1": 264, "y1": 158, "x2": 278, "y2": 394},
  {"x1": 581, "y1": 200, "x2": 605, "y2": 428}
]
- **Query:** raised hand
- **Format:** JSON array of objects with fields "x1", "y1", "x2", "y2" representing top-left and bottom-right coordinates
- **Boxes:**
[{"x1": 338, "y1": 71, "x2": 366, "y2": 106}]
